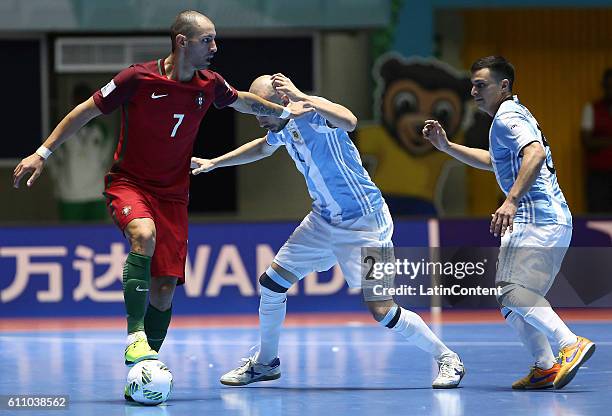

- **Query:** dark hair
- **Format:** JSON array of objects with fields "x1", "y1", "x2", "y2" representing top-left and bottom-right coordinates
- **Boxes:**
[
  {"x1": 602, "y1": 68, "x2": 612, "y2": 85},
  {"x1": 471, "y1": 56, "x2": 515, "y2": 90},
  {"x1": 170, "y1": 10, "x2": 209, "y2": 51}
]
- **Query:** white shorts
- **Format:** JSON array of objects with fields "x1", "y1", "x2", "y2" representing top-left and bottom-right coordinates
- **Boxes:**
[
  {"x1": 496, "y1": 222, "x2": 572, "y2": 296},
  {"x1": 274, "y1": 204, "x2": 394, "y2": 289}
]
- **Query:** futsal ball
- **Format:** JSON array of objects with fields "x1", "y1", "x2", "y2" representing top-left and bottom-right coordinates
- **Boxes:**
[{"x1": 125, "y1": 360, "x2": 173, "y2": 405}]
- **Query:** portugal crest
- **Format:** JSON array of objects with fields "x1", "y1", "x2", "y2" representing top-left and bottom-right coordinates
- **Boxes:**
[{"x1": 196, "y1": 92, "x2": 205, "y2": 108}]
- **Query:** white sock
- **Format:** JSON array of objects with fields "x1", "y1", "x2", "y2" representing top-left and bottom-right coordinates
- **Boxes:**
[
  {"x1": 511, "y1": 306, "x2": 577, "y2": 350},
  {"x1": 502, "y1": 285, "x2": 578, "y2": 349},
  {"x1": 382, "y1": 306, "x2": 453, "y2": 359},
  {"x1": 257, "y1": 285, "x2": 287, "y2": 364},
  {"x1": 502, "y1": 308, "x2": 556, "y2": 369}
]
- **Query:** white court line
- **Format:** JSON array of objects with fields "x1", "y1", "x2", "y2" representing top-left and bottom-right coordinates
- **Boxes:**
[{"x1": 1, "y1": 336, "x2": 611, "y2": 347}]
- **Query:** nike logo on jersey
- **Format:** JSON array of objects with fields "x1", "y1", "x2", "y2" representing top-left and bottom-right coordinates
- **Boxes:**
[
  {"x1": 151, "y1": 93, "x2": 168, "y2": 99},
  {"x1": 135, "y1": 286, "x2": 149, "y2": 292}
]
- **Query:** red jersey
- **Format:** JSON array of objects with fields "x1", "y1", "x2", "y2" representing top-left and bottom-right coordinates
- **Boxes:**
[{"x1": 93, "y1": 59, "x2": 238, "y2": 202}]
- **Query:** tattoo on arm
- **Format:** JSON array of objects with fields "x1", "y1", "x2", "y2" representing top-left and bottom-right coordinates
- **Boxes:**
[{"x1": 250, "y1": 102, "x2": 279, "y2": 117}]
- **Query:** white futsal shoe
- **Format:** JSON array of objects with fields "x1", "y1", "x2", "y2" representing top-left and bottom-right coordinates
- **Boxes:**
[
  {"x1": 220, "y1": 356, "x2": 281, "y2": 386},
  {"x1": 432, "y1": 354, "x2": 465, "y2": 389}
]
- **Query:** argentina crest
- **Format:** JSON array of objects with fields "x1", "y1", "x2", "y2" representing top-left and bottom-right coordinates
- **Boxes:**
[{"x1": 288, "y1": 125, "x2": 304, "y2": 144}]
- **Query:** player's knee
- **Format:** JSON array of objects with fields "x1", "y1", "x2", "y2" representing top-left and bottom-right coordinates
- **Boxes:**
[
  {"x1": 495, "y1": 281, "x2": 513, "y2": 306},
  {"x1": 157, "y1": 283, "x2": 175, "y2": 304},
  {"x1": 259, "y1": 266, "x2": 294, "y2": 294},
  {"x1": 133, "y1": 228, "x2": 155, "y2": 247},
  {"x1": 126, "y1": 223, "x2": 156, "y2": 254},
  {"x1": 496, "y1": 292, "x2": 505, "y2": 308},
  {"x1": 259, "y1": 268, "x2": 290, "y2": 310},
  {"x1": 497, "y1": 282, "x2": 549, "y2": 309}
]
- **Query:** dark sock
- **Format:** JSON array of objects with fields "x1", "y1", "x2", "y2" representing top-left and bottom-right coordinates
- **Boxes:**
[
  {"x1": 122, "y1": 252, "x2": 151, "y2": 334},
  {"x1": 144, "y1": 303, "x2": 172, "y2": 352}
]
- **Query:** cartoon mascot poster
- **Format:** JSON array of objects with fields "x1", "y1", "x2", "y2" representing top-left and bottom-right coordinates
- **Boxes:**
[{"x1": 358, "y1": 53, "x2": 476, "y2": 216}]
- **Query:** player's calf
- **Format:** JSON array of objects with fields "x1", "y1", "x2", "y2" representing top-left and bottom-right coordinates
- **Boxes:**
[
  {"x1": 220, "y1": 266, "x2": 292, "y2": 386},
  {"x1": 256, "y1": 267, "x2": 292, "y2": 364},
  {"x1": 122, "y1": 251, "x2": 158, "y2": 366},
  {"x1": 375, "y1": 303, "x2": 465, "y2": 389},
  {"x1": 145, "y1": 277, "x2": 177, "y2": 352}
]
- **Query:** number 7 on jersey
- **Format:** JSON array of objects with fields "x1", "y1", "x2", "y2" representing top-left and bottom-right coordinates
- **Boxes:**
[{"x1": 171, "y1": 113, "x2": 184, "y2": 138}]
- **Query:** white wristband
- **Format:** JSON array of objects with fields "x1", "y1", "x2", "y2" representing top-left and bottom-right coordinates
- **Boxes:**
[
  {"x1": 36, "y1": 145, "x2": 52, "y2": 160},
  {"x1": 279, "y1": 107, "x2": 291, "y2": 119}
]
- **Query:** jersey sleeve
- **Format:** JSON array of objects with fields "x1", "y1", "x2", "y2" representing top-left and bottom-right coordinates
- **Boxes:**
[
  {"x1": 310, "y1": 111, "x2": 338, "y2": 132},
  {"x1": 266, "y1": 131, "x2": 285, "y2": 146},
  {"x1": 92, "y1": 66, "x2": 140, "y2": 114},
  {"x1": 494, "y1": 112, "x2": 542, "y2": 154},
  {"x1": 309, "y1": 96, "x2": 342, "y2": 131},
  {"x1": 211, "y1": 72, "x2": 239, "y2": 109}
]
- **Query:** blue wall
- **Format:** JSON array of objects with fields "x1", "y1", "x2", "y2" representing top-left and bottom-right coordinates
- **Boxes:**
[{"x1": 2, "y1": 219, "x2": 611, "y2": 317}]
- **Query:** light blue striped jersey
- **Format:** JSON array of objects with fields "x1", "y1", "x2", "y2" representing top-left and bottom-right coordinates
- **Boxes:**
[
  {"x1": 489, "y1": 95, "x2": 572, "y2": 226},
  {"x1": 266, "y1": 111, "x2": 384, "y2": 224}
]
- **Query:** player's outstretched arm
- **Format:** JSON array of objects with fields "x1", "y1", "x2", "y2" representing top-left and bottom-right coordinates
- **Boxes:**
[
  {"x1": 422, "y1": 120, "x2": 493, "y2": 171},
  {"x1": 271, "y1": 73, "x2": 357, "y2": 132},
  {"x1": 230, "y1": 91, "x2": 312, "y2": 119},
  {"x1": 191, "y1": 137, "x2": 278, "y2": 175},
  {"x1": 13, "y1": 97, "x2": 102, "y2": 188}
]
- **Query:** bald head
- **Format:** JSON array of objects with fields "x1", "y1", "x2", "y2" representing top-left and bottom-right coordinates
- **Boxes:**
[
  {"x1": 249, "y1": 75, "x2": 283, "y2": 105},
  {"x1": 170, "y1": 10, "x2": 214, "y2": 51}
]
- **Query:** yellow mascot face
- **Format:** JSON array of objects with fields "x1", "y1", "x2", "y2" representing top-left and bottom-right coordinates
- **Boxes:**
[{"x1": 377, "y1": 55, "x2": 472, "y2": 156}]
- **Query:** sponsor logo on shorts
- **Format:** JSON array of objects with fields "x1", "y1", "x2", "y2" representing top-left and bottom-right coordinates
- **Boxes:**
[{"x1": 122, "y1": 206, "x2": 132, "y2": 216}]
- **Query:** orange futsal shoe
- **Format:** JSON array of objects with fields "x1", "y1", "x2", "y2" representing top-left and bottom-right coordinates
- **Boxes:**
[
  {"x1": 553, "y1": 336, "x2": 596, "y2": 389},
  {"x1": 512, "y1": 363, "x2": 560, "y2": 390}
]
